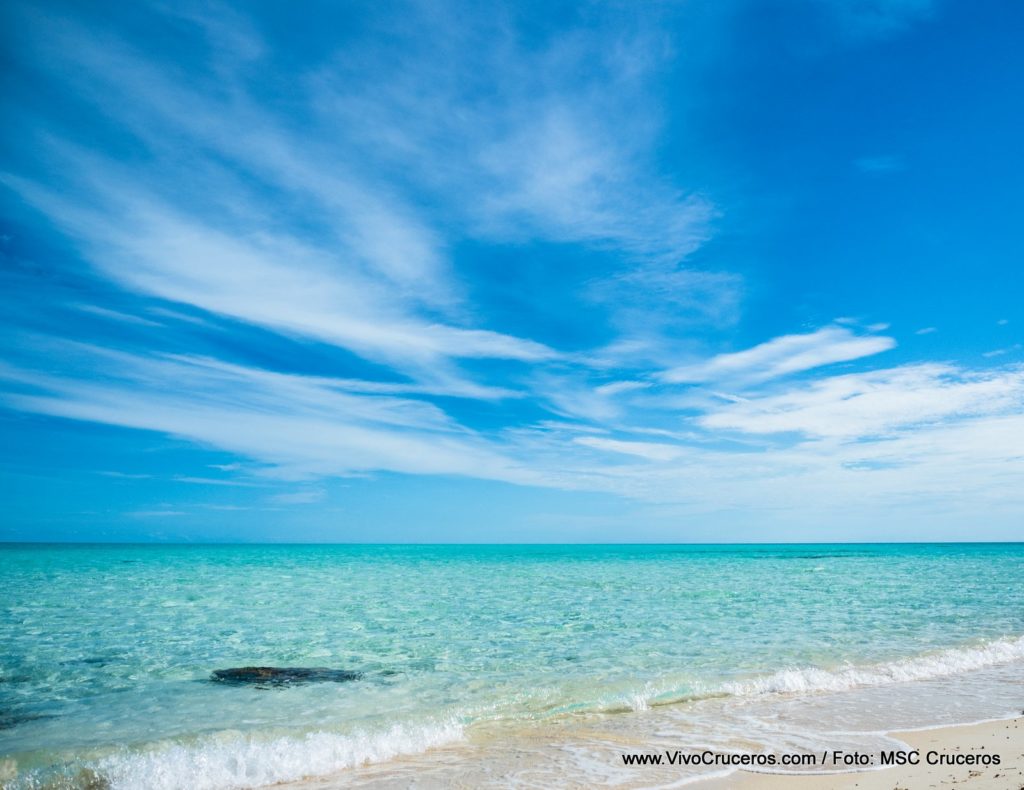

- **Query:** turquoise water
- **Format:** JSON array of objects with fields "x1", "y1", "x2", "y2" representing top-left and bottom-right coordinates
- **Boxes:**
[{"x1": 1, "y1": 543, "x2": 1023, "y2": 788}]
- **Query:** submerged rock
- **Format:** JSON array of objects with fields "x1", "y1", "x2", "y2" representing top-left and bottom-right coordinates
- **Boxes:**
[
  {"x1": 210, "y1": 667, "x2": 362, "y2": 686},
  {"x1": 0, "y1": 710, "x2": 54, "y2": 730}
]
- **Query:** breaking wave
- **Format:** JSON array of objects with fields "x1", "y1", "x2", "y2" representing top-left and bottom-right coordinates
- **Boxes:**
[
  {"x1": 15, "y1": 720, "x2": 463, "y2": 790},
  {"x1": 718, "y1": 634, "x2": 1024, "y2": 697}
]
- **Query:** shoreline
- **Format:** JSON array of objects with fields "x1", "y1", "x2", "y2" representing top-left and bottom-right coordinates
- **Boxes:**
[
  {"x1": 285, "y1": 711, "x2": 1024, "y2": 789},
  {"x1": 703, "y1": 716, "x2": 1023, "y2": 789}
]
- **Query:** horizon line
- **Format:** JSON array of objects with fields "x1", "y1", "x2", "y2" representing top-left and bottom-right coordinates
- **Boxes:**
[{"x1": 2, "y1": 540, "x2": 1022, "y2": 547}]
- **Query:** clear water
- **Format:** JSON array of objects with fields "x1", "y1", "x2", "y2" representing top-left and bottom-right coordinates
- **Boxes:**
[{"x1": 1, "y1": 543, "x2": 1023, "y2": 788}]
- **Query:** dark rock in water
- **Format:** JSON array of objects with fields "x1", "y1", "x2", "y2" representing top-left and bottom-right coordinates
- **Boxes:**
[
  {"x1": 62, "y1": 655, "x2": 117, "y2": 668},
  {"x1": 210, "y1": 667, "x2": 362, "y2": 686},
  {"x1": 0, "y1": 710, "x2": 55, "y2": 730}
]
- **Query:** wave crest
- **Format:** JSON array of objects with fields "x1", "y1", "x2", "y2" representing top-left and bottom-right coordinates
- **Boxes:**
[
  {"x1": 719, "y1": 634, "x2": 1024, "y2": 696},
  {"x1": 18, "y1": 720, "x2": 463, "y2": 790}
]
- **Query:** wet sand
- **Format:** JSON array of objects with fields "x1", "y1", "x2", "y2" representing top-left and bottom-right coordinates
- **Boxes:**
[
  {"x1": 705, "y1": 717, "x2": 1023, "y2": 790},
  {"x1": 287, "y1": 716, "x2": 1023, "y2": 788}
]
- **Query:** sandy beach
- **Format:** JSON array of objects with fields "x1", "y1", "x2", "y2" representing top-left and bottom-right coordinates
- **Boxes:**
[
  {"x1": 703, "y1": 717, "x2": 1023, "y2": 790},
  {"x1": 286, "y1": 715, "x2": 1024, "y2": 789}
]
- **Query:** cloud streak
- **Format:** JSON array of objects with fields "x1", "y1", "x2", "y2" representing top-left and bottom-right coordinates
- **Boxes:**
[
  {"x1": 662, "y1": 326, "x2": 896, "y2": 385},
  {"x1": 0, "y1": 343, "x2": 535, "y2": 484},
  {"x1": 699, "y1": 363, "x2": 1024, "y2": 438}
]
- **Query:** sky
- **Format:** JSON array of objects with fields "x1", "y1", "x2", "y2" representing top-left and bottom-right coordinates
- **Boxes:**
[{"x1": 1, "y1": 0, "x2": 1022, "y2": 542}]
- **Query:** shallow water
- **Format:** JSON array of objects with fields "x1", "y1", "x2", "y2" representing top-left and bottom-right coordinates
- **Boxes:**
[{"x1": 1, "y1": 543, "x2": 1022, "y2": 788}]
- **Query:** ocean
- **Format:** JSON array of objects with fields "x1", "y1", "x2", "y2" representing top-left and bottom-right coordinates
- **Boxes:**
[{"x1": 1, "y1": 543, "x2": 1022, "y2": 788}]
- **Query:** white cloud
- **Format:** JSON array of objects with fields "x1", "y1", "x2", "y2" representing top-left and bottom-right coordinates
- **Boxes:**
[
  {"x1": 75, "y1": 304, "x2": 162, "y2": 327},
  {"x1": 699, "y1": 364, "x2": 1024, "y2": 438},
  {"x1": 4, "y1": 337, "x2": 1024, "y2": 531},
  {"x1": 21, "y1": 10, "x2": 457, "y2": 310},
  {"x1": 474, "y1": 107, "x2": 712, "y2": 261},
  {"x1": 587, "y1": 267, "x2": 742, "y2": 340},
  {"x1": 662, "y1": 325, "x2": 895, "y2": 385},
  {"x1": 594, "y1": 381, "x2": 651, "y2": 397},
  {"x1": 269, "y1": 489, "x2": 326, "y2": 505},
  {"x1": 172, "y1": 476, "x2": 257, "y2": 487},
  {"x1": 982, "y1": 345, "x2": 1021, "y2": 359},
  {"x1": 309, "y1": 11, "x2": 713, "y2": 264},
  {"x1": 573, "y1": 436, "x2": 685, "y2": 462},
  {"x1": 0, "y1": 344, "x2": 537, "y2": 484},
  {"x1": 529, "y1": 374, "x2": 625, "y2": 423},
  {"x1": 3, "y1": 172, "x2": 554, "y2": 381},
  {"x1": 3, "y1": 1, "x2": 727, "y2": 397}
]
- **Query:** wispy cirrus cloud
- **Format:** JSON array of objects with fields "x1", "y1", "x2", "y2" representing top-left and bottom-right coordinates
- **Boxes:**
[
  {"x1": 269, "y1": 489, "x2": 326, "y2": 505},
  {"x1": 699, "y1": 363, "x2": 1024, "y2": 438},
  {"x1": 308, "y1": 6, "x2": 713, "y2": 264},
  {"x1": 2, "y1": 169, "x2": 554, "y2": 385},
  {"x1": 0, "y1": 342, "x2": 535, "y2": 484},
  {"x1": 509, "y1": 361, "x2": 1024, "y2": 527},
  {"x1": 2, "y1": 0, "x2": 1019, "y2": 538},
  {"x1": 573, "y1": 436, "x2": 685, "y2": 462},
  {"x1": 2, "y1": 0, "x2": 726, "y2": 398},
  {"x1": 662, "y1": 325, "x2": 896, "y2": 385},
  {"x1": 587, "y1": 267, "x2": 743, "y2": 343},
  {"x1": 4, "y1": 331, "x2": 1024, "y2": 530}
]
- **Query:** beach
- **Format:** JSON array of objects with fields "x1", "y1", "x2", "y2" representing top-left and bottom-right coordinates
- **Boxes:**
[
  {"x1": 285, "y1": 715, "x2": 1024, "y2": 788},
  {"x1": 711, "y1": 717, "x2": 1024, "y2": 790},
  {"x1": 2, "y1": 543, "x2": 1022, "y2": 789}
]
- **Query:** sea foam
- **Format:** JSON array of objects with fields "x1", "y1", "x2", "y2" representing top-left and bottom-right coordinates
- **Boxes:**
[
  {"x1": 718, "y1": 634, "x2": 1024, "y2": 697},
  {"x1": 75, "y1": 721, "x2": 462, "y2": 790}
]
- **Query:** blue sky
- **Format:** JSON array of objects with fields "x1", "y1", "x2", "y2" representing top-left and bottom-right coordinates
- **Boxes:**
[{"x1": 1, "y1": 0, "x2": 1022, "y2": 542}]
